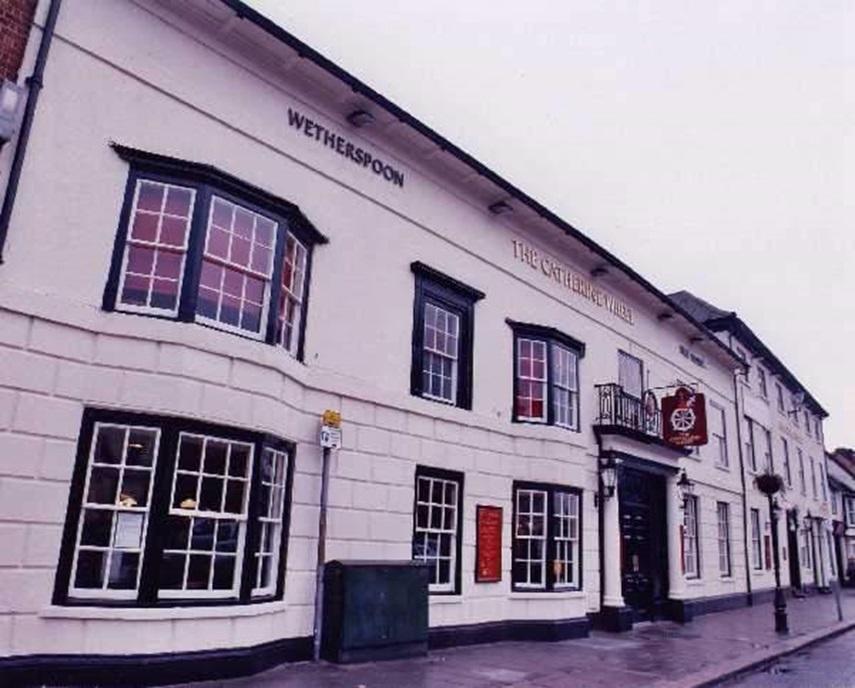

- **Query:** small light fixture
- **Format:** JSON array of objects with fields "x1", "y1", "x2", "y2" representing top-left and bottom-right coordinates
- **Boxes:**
[
  {"x1": 600, "y1": 456, "x2": 619, "y2": 499},
  {"x1": 657, "y1": 312, "x2": 674, "y2": 322},
  {"x1": 689, "y1": 336, "x2": 704, "y2": 344},
  {"x1": 0, "y1": 79, "x2": 26, "y2": 146},
  {"x1": 346, "y1": 109, "x2": 374, "y2": 128},
  {"x1": 590, "y1": 265, "x2": 609, "y2": 278},
  {"x1": 488, "y1": 200, "x2": 513, "y2": 215},
  {"x1": 803, "y1": 511, "x2": 813, "y2": 529},
  {"x1": 677, "y1": 469, "x2": 694, "y2": 505}
]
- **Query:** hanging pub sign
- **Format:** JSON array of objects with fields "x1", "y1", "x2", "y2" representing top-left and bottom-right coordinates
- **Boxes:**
[
  {"x1": 475, "y1": 505, "x2": 503, "y2": 583},
  {"x1": 662, "y1": 386, "x2": 708, "y2": 447}
]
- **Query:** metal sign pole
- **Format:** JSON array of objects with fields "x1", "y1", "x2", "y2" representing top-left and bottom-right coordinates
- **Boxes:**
[{"x1": 312, "y1": 444, "x2": 331, "y2": 662}]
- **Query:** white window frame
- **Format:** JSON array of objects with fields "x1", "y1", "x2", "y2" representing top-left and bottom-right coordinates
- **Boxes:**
[
  {"x1": 711, "y1": 402, "x2": 728, "y2": 468},
  {"x1": 551, "y1": 344, "x2": 579, "y2": 431},
  {"x1": 117, "y1": 180, "x2": 195, "y2": 318},
  {"x1": 683, "y1": 495, "x2": 700, "y2": 578},
  {"x1": 762, "y1": 427, "x2": 773, "y2": 472},
  {"x1": 252, "y1": 448, "x2": 289, "y2": 598},
  {"x1": 161, "y1": 433, "x2": 254, "y2": 600},
  {"x1": 798, "y1": 449, "x2": 806, "y2": 495},
  {"x1": 750, "y1": 508, "x2": 762, "y2": 570},
  {"x1": 757, "y1": 366, "x2": 768, "y2": 399},
  {"x1": 421, "y1": 302, "x2": 460, "y2": 404},
  {"x1": 513, "y1": 488, "x2": 548, "y2": 590},
  {"x1": 776, "y1": 383, "x2": 785, "y2": 414},
  {"x1": 846, "y1": 497, "x2": 855, "y2": 527},
  {"x1": 781, "y1": 437, "x2": 792, "y2": 487},
  {"x1": 552, "y1": 490, "x2": 580, "y2": 589},
  {"x1": 717, "y1": 502, "x2": 732, "y2": 577},
  {"x1": 69, "y1": 423, "x2": 162, "y2": 600},
  {"x1": 195, "y1": 196, "x2": 277, "y2": 342},
  {"x1": 516, "y1": 338, "x2": 548, "y2": 423},
  {"x1": 275, "y1": 234, "x2": 308, "y2": 356},
  {"x1": 413, "y1": 471, "x2": 460, "y2": 593}
]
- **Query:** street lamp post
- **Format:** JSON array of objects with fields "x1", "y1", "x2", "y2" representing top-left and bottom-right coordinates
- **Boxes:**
[{"x1": 756, "y1": 472, "x2": 788, "y2": 634}]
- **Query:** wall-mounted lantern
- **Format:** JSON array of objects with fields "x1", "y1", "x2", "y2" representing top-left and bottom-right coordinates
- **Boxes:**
[
  {"x1": 677, "y1": 469, "x2": 694, "y2": 507},
  {"x1": 0, "y1": 80, "x2": 26, "y2": 146},
  {"x1": 600, "y1": 456, "x2": 619, "y2": 499}
]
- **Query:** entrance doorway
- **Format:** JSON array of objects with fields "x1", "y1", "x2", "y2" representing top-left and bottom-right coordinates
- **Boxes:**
[
  {"x1": 787, "y1": 509, "x2": 802, "y2": 591},
  {"x1": 618, "y1": 467, "x2": 669, "y2": 620}
]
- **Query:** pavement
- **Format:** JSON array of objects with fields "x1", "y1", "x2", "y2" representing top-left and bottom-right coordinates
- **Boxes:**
[
  {"x1": 718, "y1": 628, "x2": 855, "y2": 687},
  {"x1": 170, "y1": 588, "x2": 855, "y2": 688}
]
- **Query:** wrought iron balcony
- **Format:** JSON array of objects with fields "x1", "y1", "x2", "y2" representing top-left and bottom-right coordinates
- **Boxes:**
[{"x1": 594, "y1": 383, "x2": 661, "y2": 440}]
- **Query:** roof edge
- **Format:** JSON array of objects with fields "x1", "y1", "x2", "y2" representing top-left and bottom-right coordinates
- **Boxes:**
[{"x1": 217, "y1": 0, "x2": 743, "y2": 369}]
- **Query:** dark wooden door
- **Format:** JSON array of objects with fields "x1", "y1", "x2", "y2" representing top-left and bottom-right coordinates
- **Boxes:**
[
  {"x1": 787, "y1": 510, "x2": 801, "y2": 590},
  {"x1": 619, "y1": 468, "x2": 668, "y2": 619}
]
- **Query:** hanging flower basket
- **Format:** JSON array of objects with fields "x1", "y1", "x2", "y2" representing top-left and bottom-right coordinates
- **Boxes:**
[{"x1": 755, "y1": 472, "x2": 784, "y2": 496}]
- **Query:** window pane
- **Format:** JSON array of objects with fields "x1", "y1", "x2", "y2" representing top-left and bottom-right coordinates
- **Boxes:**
[
  {"x1": 196, "y1": 196, "x2": 277, "y2": 337},
  {"x1": 118, "y1": 180, "x2": 193, "y2": 315},
  {"x1": 412, "y1": 473, "x2": 460, "y2": 593}
]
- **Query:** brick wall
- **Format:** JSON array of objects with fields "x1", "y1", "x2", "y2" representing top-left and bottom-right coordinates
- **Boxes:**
[{"x1": 0, "y1": 0, "x2": 37, "y2": 81}]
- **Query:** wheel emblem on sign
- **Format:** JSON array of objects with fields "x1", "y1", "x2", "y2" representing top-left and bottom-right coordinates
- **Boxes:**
[{"x1": 670, "y1": 407, "x2": 696, "y2": 432}]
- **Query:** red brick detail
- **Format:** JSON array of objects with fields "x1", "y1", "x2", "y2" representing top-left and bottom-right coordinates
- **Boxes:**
[{"x1": 0, "y1": 0, "x2": 37, "y2": 82}]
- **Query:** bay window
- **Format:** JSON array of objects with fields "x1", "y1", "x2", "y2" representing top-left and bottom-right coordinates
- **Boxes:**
[
  {"x1": 509, "y1": 321, "x2": 585, "y2": 430},
  {"x1": 54, "y1": 409, "x2": 293, "y2": 606},
  {"x1": 105, "y1": 145, "x2": 325, "y2": 358},
  {"x1": 512, "y1": 481, "x2": 582, "y2": 591}
]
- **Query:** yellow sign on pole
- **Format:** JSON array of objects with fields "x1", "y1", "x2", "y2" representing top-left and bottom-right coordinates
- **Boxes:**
[{"x1": 322, "y1": 409, "x2": 341, "y2": 428}]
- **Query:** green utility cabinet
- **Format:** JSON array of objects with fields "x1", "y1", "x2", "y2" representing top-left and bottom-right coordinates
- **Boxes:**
[{"x1": 321, "y1": 560, "x2": 429, "y2": 663}]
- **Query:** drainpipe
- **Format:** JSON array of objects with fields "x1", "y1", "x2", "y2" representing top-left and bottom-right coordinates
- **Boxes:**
[
  {"x1": 596, "y1": 433, "x2": 605, "y2": 614},
  {"x1": 0, "y1": 0, "x2": 63, "y2": 263},
  {"x1": 729, "y1": 332, "x2": 753, "y2": 605}
]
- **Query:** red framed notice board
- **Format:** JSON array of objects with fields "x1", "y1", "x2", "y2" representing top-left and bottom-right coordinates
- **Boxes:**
[{"x1": 476, "y1": 505, "x2": 503, "y2": 583}]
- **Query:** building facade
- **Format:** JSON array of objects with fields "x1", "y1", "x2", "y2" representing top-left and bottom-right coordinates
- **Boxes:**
[
  {"x1": 670, "y1": 292, "x2": 836, "y2": 596},
  {"x1": 828, "y1": 448, "x2": 855, "y2": 586},
  {"x1": 0, "y1": 0, "x2": 835, "y2": 684}
]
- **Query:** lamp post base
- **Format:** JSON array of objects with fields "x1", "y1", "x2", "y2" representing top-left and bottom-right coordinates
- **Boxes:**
[{"x1": 773, "y1": 587, "x2": 789, "y2": 634}]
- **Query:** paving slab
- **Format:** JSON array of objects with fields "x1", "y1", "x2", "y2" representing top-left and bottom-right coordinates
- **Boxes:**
[{"x1": 168, "y1": 589, "x2": 855, "y2": 688}]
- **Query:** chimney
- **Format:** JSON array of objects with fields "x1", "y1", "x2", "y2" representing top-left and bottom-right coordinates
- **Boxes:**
[{"x1": 0, "y1": 0, "x2": 38, "y2": 82}]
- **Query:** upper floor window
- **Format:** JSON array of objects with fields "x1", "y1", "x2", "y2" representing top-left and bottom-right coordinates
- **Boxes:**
[
  {"x1": 736, "y1": 347, "x2": 749, "y2": 384},
  {"x1": 710, "y1": 401, "x2": 728, "y2": 468},
  {"x1": 618, "y1": 350, "x2": 644, "y2": 398},
  {"x1": 797, "y1": 448, "x2": 806, "y2": 495},
  {"x1": 744, "y1": 416, "x2": 757, "y2": 472},
  {"x1": 512, "y1": 482, "x2": 582, "y2": 591},
  {"x1": 761, "y1": 427, "x2": 773, "y2": 472},
  {"x1": 757, "y1": 367, "x2": 768, "y2": 399},
  {"x1": 792, "y1": 397, "x2": 800, "y2": 426},
  {"x1": 104, "y1": 146, "x2": 325, "y2": 358},
  {"x1": 810, "y1": 456, "x2": 818, "y2": 499},
  {"x1": 781, "y1": 437, "x2": 792, "y2": 487},
  {"x1": 819, "y1": 463, "x2": 828, "y2": 501},
  {"x1": 53, "y1": 409, "x2": 293, "y2": 606},
  {"x1": 804, "y1": 410, "x2": 811, "y2": 432},
  {"x1": 815, "y1": 418, "x2": 822, "y2": 442},
  {"x1": 776, "y1": 383, "x2": 785, "y2": 414},
  {"x1": 846, "y1": 497, "x2": 855, "y2": 527},
  {"x1": 509, "y1": 321, "x2": 585, "y2": 430},
  {"x1": 410, "y1": 262, "x2": 483, "y2": 409}
]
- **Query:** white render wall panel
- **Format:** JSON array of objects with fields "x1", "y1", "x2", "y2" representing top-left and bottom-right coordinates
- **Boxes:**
[{"x1": 0, "y1": 0, "x2": 777, "y2": 662}]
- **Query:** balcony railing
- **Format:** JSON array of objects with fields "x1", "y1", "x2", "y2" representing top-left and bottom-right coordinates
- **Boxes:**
[{"x1": 594, "y1": 383, "x2": 661, "y2": 439}]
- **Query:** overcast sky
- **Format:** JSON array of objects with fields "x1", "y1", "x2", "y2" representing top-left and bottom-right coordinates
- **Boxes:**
[{"x1": 249, "y1": 1, "x2": 853, "y2": 450}]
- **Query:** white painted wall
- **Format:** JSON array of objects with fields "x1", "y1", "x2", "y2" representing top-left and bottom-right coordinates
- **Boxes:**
[{"x1": 0, "y1": 0, "x2": 761, "y2": 659}]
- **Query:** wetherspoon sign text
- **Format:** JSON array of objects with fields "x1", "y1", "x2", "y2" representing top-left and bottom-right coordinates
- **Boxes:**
[
  {"x1": 511, "y1": 239, "x2": 634, "y2": 324},
  {"x1": 287, "y1": 108, "x2": 405, "y2": 188}
]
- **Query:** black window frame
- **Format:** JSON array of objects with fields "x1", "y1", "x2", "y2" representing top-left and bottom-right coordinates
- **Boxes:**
[
  {"x1": 410, "y1": 262, "x2": 484, "y2": 410},
  {"x1": 411, "y1": 465, "x2": 464, "y2": 596},
  {"x1": 507, "y1": 320, "x2": 585, "y2": 431},
  {"x1": 511, "y1": 480, "x2": 584, "y2": 593},
  {"x1": 103, "y1": 145, "x2": 327, "y2": 361},
  {"x1": 53, "y1": 408, "x2": 296, "y2": 608}
]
